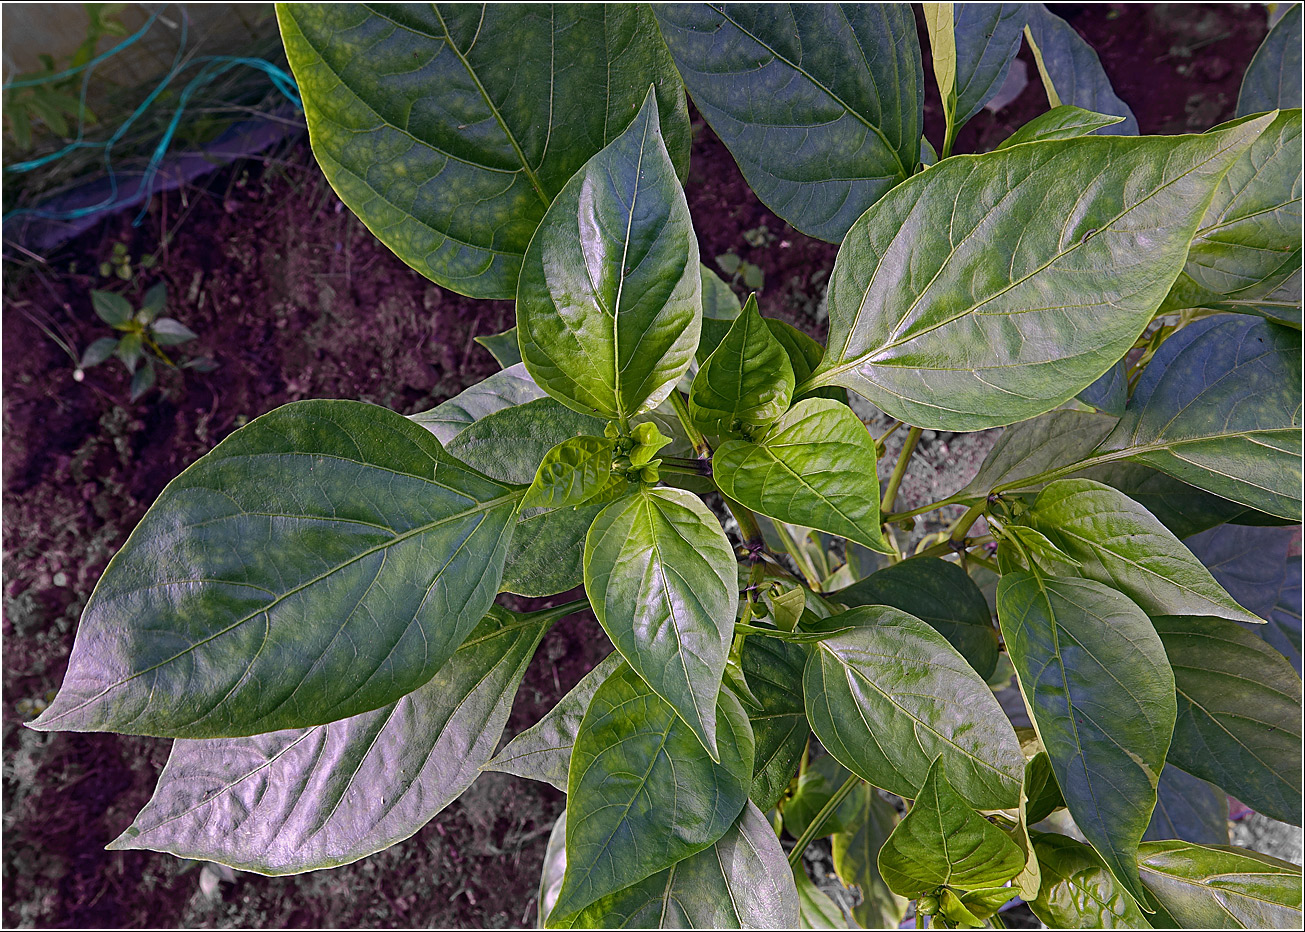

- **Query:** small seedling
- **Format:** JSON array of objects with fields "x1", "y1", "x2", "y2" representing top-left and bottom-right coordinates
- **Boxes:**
[{"x1": 77, "y1": 283, "x2": 207, "y2": 400}]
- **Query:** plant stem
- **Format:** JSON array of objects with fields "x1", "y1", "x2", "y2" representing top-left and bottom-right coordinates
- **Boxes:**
[
  {"x1": 659, "y1": 462, "x2": 706, "y2": 479},
  {"x1": 773, "y1": 520, "x2": 823, "y2": 589},
  {"x1": 666, "y1": 389, "x2": 711, "y2": 459},
  {"x1": 525, "y1": 597, "x2": 590, "y2": 625},
  {"x1": 882, "y1": 492, "x2": 969, "y2": 525},
  {"x1": 787, "y1": 772, "x2": 861, "y2": 867},
  {"x1": 948, "y1": 502, "x2": 986, "y2": 543},
  {"x1": 875, "y1": 419, "x2": 904, "y2": 446},
  {"x1": 914, "y1": 534, "x2": 993, "y2": 560},
  {"x1": 880, "y1": 425, "x2": 923, "y2": 514},
  {"x1": 968, "y1": 552, "x2": 1000, "y2": 574},
  {"x1": 723, "y1": 496, "x2": 766, "y2": 556},
  {"x1": 941, "y1": 115, "x2": 958, "y2": 161}
]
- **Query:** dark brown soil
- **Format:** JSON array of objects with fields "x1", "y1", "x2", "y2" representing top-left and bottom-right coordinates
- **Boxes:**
[{"x1": 2, "y1": 5, "x2": 1269, "y2": 928}]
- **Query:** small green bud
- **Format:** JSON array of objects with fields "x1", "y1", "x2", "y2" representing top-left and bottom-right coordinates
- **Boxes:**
[
  {"x1": 604, "y1": 422, "x2": 621, "y2": 440},
  {"x1": 918, "y1": 895, "x2": 940, "y2": 915}
]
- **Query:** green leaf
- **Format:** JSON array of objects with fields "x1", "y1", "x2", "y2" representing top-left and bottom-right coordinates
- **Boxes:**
[
  {"x1": 831, "y1": 784, "x2": 907, "y2": 930},
  {"x1": 689, "y1": 295, "x2": 795, "y2": 436},
  {"x1": 806, "y1": 118, "x2": 1271, "y2": 430},
  {"x1": 1138, "y1": 840, "x2": 1303, "y2": 929},
  {"x1": 30, "y1": 400, "x2": 520, "y2": 737},
  {"x1": 961, "y1": 409, "x2": 1117, "y2": 500},
  {"x1": 697, "y1": 263, "x2": 745, "y2": 364},
  {"x1": 714, "y1": 398, "x2": 893, "y2": 554},
  {"x1": 998, "y1": 571, "x2": 1176, "y2": 906},
  {"x1": 139, "y1": 281, "x2": 167, "y2": 320},
  {"x1": 1025, "y1": 750, "x2": 1066, "y2": 827},
  {"x1": 553, "y1": 663, "x2": 753, "y2": 920},
  {"x1": 523, "y1": 436, "x2": 618, "y2": 511},
  {"x1": 501, "y1": 501, "x2": 611, "y2": 598},
  {"x1": 584, "y1": 488, "x2": 737, "y2": 759},
  {"x1": 517, "y1": 87, "x2": 700, "y2": 421},
  {"x1": 1238, "y1": 3, "x2": 1303, "y2": 115},
  {"x1": 151, "y1": 318, "x2": 198, "y2": 346},
  {"x1": 654, "y1": 3, "x2": 922, "y2": 242},
  {"x1": 445, "y1": 397, "x2": 606, "y2": 485},
  {"x1": 783, "y1": 754, "x2": 862, "y2": 840},
  {"x1": 90, "y1": 289, "x2": 133, "y2": 327},
  {"x1": 1098, "y1": 314, "x2": 1303, "y2": 520},
  {"x1": 951, "y1": 3, "x2": 1028, "y2": 129},
  {"x1": 1162, "y1": 111, "x2": 1302, "y2": 317},
  {"x1": 739, "y1": 635, "x2": 810, "y2": 810},
  {"x1": 539, "y1": 811, "x2": 568, "y2": 926},
  {"x1": 996, "y1": 105, "x2": 1127, "y2": 149},
  {"x1": 765, "y1": 319, "x2": 846, "y2": 404},
  {"x1": 107, "y1": 605, "x2": 549, "y2": 873},
  {"x1": 804, "y1": 606, "x2": 1025, "y2": 809},
  {"x1": 924, "y1": 5, "x2": 958, "y2": 131},
  {"x1": 1079, "y1": 461, "x2": 1267, "y2": 540},
  {"x1": 1153, "y1": 615, "x2": 1302, "y2": 826},
  {"x1": 794, "y1": 862, "x2": 849, "y2": 929},
  {"x1": 409, "y1": 364, "x2": 546, "y2": 444},
  {"x1": 1077, "y1": 359, "x2": 1127, "y2": 417},
  {"x1": 79, "y1": 336, "x2": 119, "y2": 369},
  {"x1": 1028, "y1": 832, "x2": 1153, "y2": 929},
  {"x1": 115, "y1": 332, "x2": 142, "y2": 372},
  {"x1": 1023, "y1": 478, "x2": 1262, "y2": 623},
  {"x1": 877, "y1": 757, "x2": 1025, "y2": 898},
  {"x1": 129, "y1": 360, "x2": 155, "y2": 400},
  {"x1": 1023, "y1": 4, "x2": 1139, "y2": 134},
  {"x1": 474, "y1": 327, "x2": 521, "y2": 369},
  {"x1": 485, "y1": 652, "x2": 624, "y2": 791},
  {"x1": 1009, "y1": 755, "x2": 1045, "y2": 900},
  {"x1": 1144, "y1": 766, "x2": 1230, "y2": 846},
  {"x1": 833, "y1": 556, "x2": 998, "y2": 679},
  {"x1": 278, "y1": 3, "x2": 690, "y2": 299}
]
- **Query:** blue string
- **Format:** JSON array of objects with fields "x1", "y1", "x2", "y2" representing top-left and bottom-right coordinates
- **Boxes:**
[{"x1": 3, "y1": 5, "x2": 301, "y2": 228}]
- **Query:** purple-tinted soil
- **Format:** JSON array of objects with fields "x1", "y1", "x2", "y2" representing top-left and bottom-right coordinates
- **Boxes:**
[{"x1": 2, "y1": 4, "x2": 1270, "y2": 927}]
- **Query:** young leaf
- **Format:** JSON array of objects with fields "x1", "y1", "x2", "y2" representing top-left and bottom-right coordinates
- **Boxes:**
[
  {"x1": 739, "y1": 635, "x2": 810, "y2": 811},
  {"x1": 950, "y1": 3, "x2": 1028, "y2": 130},
  {"x1": 30, "y1": 400, "x2": 520, "y2": 738},
  {"x1": 278, "y1": 4, "x2": 690, "y2": 299},
  {"x1": 1023, "y1": 3, "x2": 1139, "y2": 134},
  {"x1": 446, "y1": 397, "x2": 605, "y2": 486},
  {"x1": 484, "y1": 652, "x2": 624, "y2": 791},
  {"x1": 654, "y1": 3, "x2": 922, "y2": 243},
  {"x1": 689, "y1": 295, "x2": 795, "y2": 436},
  {"x1": 517, "y1": 87, "x2": 701, "y2": 421},
  {"x1": 474, "y1": 327, "x2": 521, "y2": 369},
  {"x1": 115, "y1": 331, "x2": 143, "y2": 372},
  {"x1": 79, "y1": 336, "x2": 119, "y2": 369},
  {"x1": 924, "y1": 5, "x2": 958, "y2": 134},
  {"x1": 129, "y1": 360, "x2": 155, "y2": 400},
  {"x1": 805, "y1": 117, "x2": 1272, "y2": 430},
  {"x1": 522, "y1": 436, "x2": 617, "y2": 512},
  {"x1": 108, "y1": 605, "x2": 549, "y2": 873},
  {"x1": 151, "y1": 318, "x2": 198, "y2": 346},
  {"x1": 1028, "y1": 832, "x2": 1153, "y2": 928},
  {"x1": 998, "y1": 571, "x2": 1176, "y2": 906},
  {"x1": 408, "y1": 363, "x2": 546, "y2": 443},
  {"x1": 1237, "y1": 2, "x2": 1303, "y2": 115},
  {"x1": 1025, "y1": 750, "x2": 1065, "y2": 825},
  {"x1": 1022, "y1": 478, "x2": 1262, "y2": 624},
  {"x1": 91, "y1": 289, "x2": 133, "y2": 327},
  {"x1": 1144, "y1": 766, "x2": 1230, "y2": 846},
  {"x1": 876, "y1": 757, "x2": 1026, "y2": 898},
  {"x1": 1153, "y1": 615, "x2": 1302, "y2": 826},
  {"x1": 833, "y1": 556, "x2": 999, "y2": 679},
  {"x1": 996, "y1": 105, "x2": 1127, "y2": 149},
  {"x1": 583, "y1": 488, "x2": 738, "y2": 759},
  {"x1": 553, "y1": 664, "x2": 753, "y2": 920},
  {"x1": 804, "y1": 606, "x2": 1025, "y2": 809},
  {"x1": 1137, "y1": 840, "x2": 1304, "y2": 929},
  {"x1": 1097, "y1": 314, "x2": 1302, "y2": 520},
  {"x1": 139, "y1": 281, "x2": 166, "y2": 320},
  {"x1": 714, "y1": 398, "x2": 893, "y2": 554},
  {"x1": 831, "y1": 784, "x2": 907, "y2": 930}
]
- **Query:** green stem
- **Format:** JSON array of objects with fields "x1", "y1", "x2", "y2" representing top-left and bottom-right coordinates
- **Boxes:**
[
  {"x1": 989, "y1": 448, "x2": 1134, "y2": 496},
  {"x1": 787, "y1": 773, "x2": 861, "y2": 867},
  {"x1": 875, "y1": 419, "x2": 904, "y2": 446},
  {"x1": 940, "y1": 113, "x2": 958, "y2": 161},
  {"x1": 880, "y1": 426, "x2": 923, "y2": 514},
  {"x1": 882, "y1": 492, "x2": 970, "y2": 525},
  {"x1": 659, "y1": 462, "x2": 707, "y2": 479},
  {"x1": 666, "y1": 389, "x2": 710, "y2": 459},
  {"x1": 968, "y1": 552, "x2": 1000, "y2": 574},
  {"x1": 773, "y1": 520, "x2": 822, "y2": 589},
  {"x1": 948, "y1": 502, "x2": 986, "y2": 543},
  {"x1": 914, "y1": 534, "x2": 993, "y2": 561},
  {"x1": 723, "y1": 496, "x2": 766, "y2": 555},
  {"x1": 732, "y1": 623, "x2": 835, "y2": 643},
  {"x1": 524, "y1": 597, "x2": 590, "y2": 626}
]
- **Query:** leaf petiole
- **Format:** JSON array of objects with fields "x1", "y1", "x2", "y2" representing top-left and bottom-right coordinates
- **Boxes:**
[
  {"x1": 786, "y1": 771, "x2": 861, "y2": 867},
  {"x1": 880, "y1": 425, "x2": 923, "y2": 514}
]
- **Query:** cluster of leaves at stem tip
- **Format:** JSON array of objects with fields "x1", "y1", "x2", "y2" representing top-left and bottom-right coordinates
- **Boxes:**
[{"x1": 29, "y1": 3, "x2": 1304, "y2": 929}]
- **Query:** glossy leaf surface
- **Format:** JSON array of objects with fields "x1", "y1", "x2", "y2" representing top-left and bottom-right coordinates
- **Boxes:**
[
  {"x1": 584, "y1": 488, "x2": 737, "y2": 758},
  {"x1": 831, "y1": 784, "x2": 906, "y2": 930},
  {"x1": 808, "y1": 120, "x2": 1268, "y2": 429},
  {"x1": 794, "y1": 863, "x2": 849, "y2": 929},
  {"x1": 689, "y1": 295, "x2": 794, "y2": 436},
  {"x1": 109, "y1": 606, "x2": 547, "y2": 873},
  {"x1": 804, "y1": 606, "x2": 1024, "y2": 809},
  {"x1": 1099, "y1": 314, "x2": 1303, "y2": 520},
  {"x1": 1138, "y1": 840, "x2": 1304, "y2": 929},
  {"x1": 1023, "y1": 3, "x2": 1139, "y2": 134},
  {"x1": 1238, "y1": 3, "x2": 1303, "y2": 115},
  {"x1": 998, "y1": 571, "x2": 1176, "y2": 904},
  {"x1": 714, "y1": 399, "x2": 892, "y2": 553},
  {"x1": 409, "y1": 363, "x2": 545, "y2": 443},
  {"x1": 278, "y1": 4, "x2": 689, "y2": 299},
  {"x1": 834, "y1": 556, "x2": 998, "y2": 679},
  {"x1": 1144, "y1": 766, "x2": 1230, "y2": 846},
  {"x1": 32, "y1": 401, "x2": 519, "y2": 737},
  {"x1": 474, "y1": 327, "x2": 521, "y2": 369},
  {"x1": 655, "y1": 3, "x2": 922, "y2": 242},
  {"x1": 961, "y1": 409, "x2": 1116, "y2": 500},
  {"x1": 517, "y1": 88, "x2": 700, "y2": 421},
  {"x1": 445, "y1": 397, "x2": 605, "y2": 484},
  {"x1": 555, "y1": 664, "x2": 753, "y2": 919},
  {"x1": 1077, "y1": 359, "x2": 1127, "y2": 417},
  {"x1": 523, "y1": 436, "x2": 618, "y2": 511},
  {"x1": 1028, "y1": 832, "x2": 1152, "y2": 928},
  {"x1": 501, "y1": 501, "x2": 608, "y2": 599},
  {"x1": 997, "y1": 105, "x2": 1126, "y2": 149},
  {"x1": 1153, "y1": 615, "x2": 1302, "y2": 826},
  {"x1": 739, "y1": 636, "x2": 809, "y2": 811}
]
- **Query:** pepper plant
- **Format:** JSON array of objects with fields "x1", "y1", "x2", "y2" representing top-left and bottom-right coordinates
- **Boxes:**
[{"x1": 30, "y1": 4, "x2": 1304, "y2": 929}]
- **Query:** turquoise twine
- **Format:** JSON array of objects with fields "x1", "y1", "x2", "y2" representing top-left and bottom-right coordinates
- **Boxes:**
[{"x1": 3, "y1": 5, "x2": 301, "y2": 227}]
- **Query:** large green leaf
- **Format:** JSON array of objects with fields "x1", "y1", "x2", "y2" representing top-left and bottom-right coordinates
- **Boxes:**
[
  {"x1": 714, "y1": 398, "x2": 893, "y2": 554},
  {"x1": 1023, "y1": 478, "x2": 1261, "y2": 623},
  {"x1": 584, "y1": 487, "x2": 737, "y2": 759},
  {"x1": 547, "y1": 801, "x2": 798, "y2": 929},
  {"x1": 960, "y1": 409, "x2": 1116, "y2": 501},
  {"x1": 689, "y1": 294, "x2": 794, "y2": 437},
  {"x1": 833, "y1": 556, "x2": 998, "y2": 679},
  {"x1": 445, "y1": 397, "x2": 606, "y2": 484},
  {"x1": 1144, "y1": 766, "x2": 1230, "y2": 846},
  {"x1": 1137, "y1": 840, "x2": 1304, "y2": 929},
  {"x1": 997, "y1": 105, "x2": 1127, "y2": 149},
  {"x1": 31, "y1": 401, "x2": 519, "y2": 738},
  {"x1": 553, "y1": 663, "x2": 753, "y2": 920},
  {"x1": 278, "y1": 4, "x2": 689, "y2": 299},
  {"x1": 1028, "y1": 832, "x2": 1153, "y2": 928},
  {"x1": 108, "y1": 605, "x2": 549, "y2": 873},
  {"x1": 950, "y1": 3, "x2": 1029, "y2": 129},
  {"x1": 1162, "y1": 110, "x2": 1302, "y2": 318},
  {"x1": 1153, "y1": 615, "x2": 1302, "y2": 826},
  {"x1": 1097, "y1": 314, "x2": 1303, "y2": 520},
  {"x1": 1080, "y1": 461, "x2": 1270, "y2": 540},
  {"x1": 877, "y1": 757, "x2": 1026, "y2": 898},
  {"x1": 739, "y1": 635, "x2": 809, "y2": 811},
  {"x1": 1023, "y1": 3, "x2": 1139, "y2": 134},
  {"x1": 1238, "y1": 3, "x2": 1303, "y2": 116},
  {"x1": 485, "y1": 652, "x2": 624, "y2": 791},
  {"x1": 804, "y1": 606, "x2": 1025, "y2": 809},
  {"x1": 517, "y1": 88, "x2": 700, "y2": 421},
  {"x1": 654, "y1": 3, "x2": 922, "y2": 242},
  {"x1": 409, "y1": 364, "x2": 546, "y2": 443},
  {"x1": 804, "y1": 118, "x2": 1271, "y2": 430},
  {"x1": 998, "y1": 571, "x2": 1176, "y2": 905},
  {"x1": 831, "y1": 784, "x2": 906, "y2": 930}
]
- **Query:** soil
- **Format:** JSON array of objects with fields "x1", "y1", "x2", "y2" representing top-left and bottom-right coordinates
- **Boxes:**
[{"x1": 1, "y1": 4, "x2": 1283, "y2": 928}]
